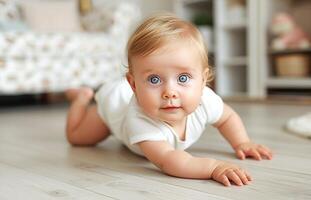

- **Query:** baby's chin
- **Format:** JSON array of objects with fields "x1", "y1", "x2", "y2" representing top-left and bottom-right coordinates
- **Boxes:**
[{"x1": 141, "y1": 106, "x2": 196, "y2": 123}]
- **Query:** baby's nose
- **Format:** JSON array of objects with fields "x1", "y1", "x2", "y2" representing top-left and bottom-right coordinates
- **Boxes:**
[{"x1": 162, "y1": 90, "x2": 178, "y2": 99}]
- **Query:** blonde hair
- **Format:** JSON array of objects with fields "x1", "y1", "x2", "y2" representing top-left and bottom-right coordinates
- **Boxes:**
[{"x1": 127, "y1": 13, "x2": 213, "y2": 82}]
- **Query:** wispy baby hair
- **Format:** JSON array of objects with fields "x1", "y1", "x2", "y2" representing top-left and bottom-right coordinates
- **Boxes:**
[{"x1": 127, "y1": 13, "x2": 213, "y2": 82}]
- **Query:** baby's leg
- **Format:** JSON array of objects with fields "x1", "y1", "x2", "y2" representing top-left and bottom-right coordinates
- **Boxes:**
[{"x1": 66, "y1": 88, "x2": 110, "y2": 146}]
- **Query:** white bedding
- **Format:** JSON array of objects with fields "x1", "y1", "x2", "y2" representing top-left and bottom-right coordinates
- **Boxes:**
[
  {"x1": 0, "y1": 2, "x2": 139, "y2": 94},
  {"x1": 0, "y1": 32, "x2": 125, "y2": 94}
]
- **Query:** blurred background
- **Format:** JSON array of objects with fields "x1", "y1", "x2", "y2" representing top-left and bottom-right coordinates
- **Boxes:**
[{"x1": 0, "y1": 0, "x2": 310, "y2": 106}]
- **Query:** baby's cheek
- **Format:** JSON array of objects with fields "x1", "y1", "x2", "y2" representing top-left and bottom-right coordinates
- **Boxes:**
[
  {"x1": 186, "y1": 87, "x2": 202, "y2": 107},
  {"x1": 183, "y1": 96, "x2": 201, "y2": 114},
  {"x1": 138, "y1": 92, "x2": 159, "y2": 111}
]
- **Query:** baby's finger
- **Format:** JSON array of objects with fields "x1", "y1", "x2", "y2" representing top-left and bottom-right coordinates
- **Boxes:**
[
  {"x1": 245, "y1": 170, "x2": 252, "y2": 181},
  {"x1": 259, "y1": 146, "x2": 273, "y2": 159},
  {"x1": 258, "y1": 147, "x2": 273, "y2": 160},
  {"x1": 234, "y1": 169, "x2": 249, "y2": 185},
  {"x1": 220, "y1": 175, "x2": 231, "y2": 186},
  {"x1": 236, "y1": 149, "x2": 245, "y2": 160},
  {"x1": 247, "y1": 149, "x2": 262, "y2": 160},
  {"x1": 227, "y1": 171, "x2": 243, "y2": 186}
]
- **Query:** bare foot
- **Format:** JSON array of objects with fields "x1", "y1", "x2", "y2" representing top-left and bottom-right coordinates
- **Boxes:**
[{"x1": 65, "y1": 87, "x2": 94, "y2": 105}]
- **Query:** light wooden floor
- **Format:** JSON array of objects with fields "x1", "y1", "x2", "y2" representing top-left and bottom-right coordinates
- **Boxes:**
[{"x1": 0, "y1": 102, "x2": 310, "y2": 200}]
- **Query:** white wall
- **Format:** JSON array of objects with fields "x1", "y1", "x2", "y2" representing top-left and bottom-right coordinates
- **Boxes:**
[
  {"x1": 138, "y1": 0, "x2": 174, "y2": 18},
  {"x1": 92, "y1": 0, "x2": 174, "y2": 18}
]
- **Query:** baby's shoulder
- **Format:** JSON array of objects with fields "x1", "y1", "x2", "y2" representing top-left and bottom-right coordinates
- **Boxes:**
[
  {"x1": 202, "y1": 86, "x2": 218, "y2": 97},
  {"x1": 195, "y1": 86, "x2": 224, "y2": 124},
  {"x1": 125, "y1": 99, "x2": 153, "y2": 124}
]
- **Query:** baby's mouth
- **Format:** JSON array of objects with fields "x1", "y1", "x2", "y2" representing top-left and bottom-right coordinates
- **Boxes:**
[{"x1": 160, "y1": 106, "x2": 182, "y2": 111}]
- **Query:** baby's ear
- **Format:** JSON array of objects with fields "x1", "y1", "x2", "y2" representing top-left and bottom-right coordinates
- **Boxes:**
[{"x1": 126, "y1": 72, "x2": 136, "y2": 93}]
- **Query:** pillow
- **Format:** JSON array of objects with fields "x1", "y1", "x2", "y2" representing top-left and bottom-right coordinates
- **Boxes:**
[
  {"x1": 0, "y1": 0, "x2": 21, "y2": 22},
  {"x1": 0, "y1": 0, "x2": 27, "y2": 31},
  {"x1": 80, "y1": 7, "x2": 113, "y2": 32},
  {"x1": 20, "y1": 0, "x2": 82, "y2": 32}
]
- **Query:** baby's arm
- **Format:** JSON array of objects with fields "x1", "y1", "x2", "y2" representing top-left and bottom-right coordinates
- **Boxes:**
[
  {"x1": 138, "y1": 141, "x2": 251, "y2": 186},
  {"x1": 213, "y1": 104, "x2": 273, "y2": 160}
]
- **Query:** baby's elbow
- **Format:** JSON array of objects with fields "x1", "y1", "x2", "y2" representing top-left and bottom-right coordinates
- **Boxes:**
[{"x1": 213, "y1": 104, "x2": 235, "y2": 128}]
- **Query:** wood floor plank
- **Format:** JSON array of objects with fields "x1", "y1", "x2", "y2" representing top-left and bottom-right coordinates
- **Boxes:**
[
  {"x1": 0, "y1": 141, "x2": 228, "y2": 200},
  {"x1": 2, "y1": 135, "x2": 310, "y2": 200},
  {"x1": 0, "y1": 162, "x2": 113, "y2": 200},
  {"x1": 1, "y1": 102, "x2": 310, "y2": 200},
  {"x1": 191, "y1": 140, "x2": 311, "y2": 175}
]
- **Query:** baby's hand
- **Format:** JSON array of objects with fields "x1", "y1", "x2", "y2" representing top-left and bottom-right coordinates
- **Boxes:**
[
  {"x1": 234, "y1": 142, "x2": 273, "y2": 160},
  {"x1": 211, "y1": 161, "x2": 252, "y2": 186}
]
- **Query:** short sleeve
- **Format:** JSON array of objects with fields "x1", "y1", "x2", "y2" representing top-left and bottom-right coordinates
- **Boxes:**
[
  {"x1": 201, "y1": 87, "x2": 224, "y2": 124},
  {"x1": 124, "y1": 113, "x2": 167, "y2": 145}
]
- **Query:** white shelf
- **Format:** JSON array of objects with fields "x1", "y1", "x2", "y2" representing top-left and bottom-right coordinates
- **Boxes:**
[
  {"x1": 214, "y1": 0, "x2": 259, "y2": 97},
  {"x1": 222, "y1": 22, "x2": 247, "y2": 30},
  {"x1": 223, "y1": 56, "x2": 247, "y2": 66},
  {"x1": 267, "y1": 78, "x2": 311, "y2": 88},
  {"x1": 258, "y1": 0, "x2": 311, "y2": 97}
]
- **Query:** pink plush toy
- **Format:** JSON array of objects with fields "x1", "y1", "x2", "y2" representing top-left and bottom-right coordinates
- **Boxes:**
[{"x1": 270, "y1": 13, "x2": 311, "y2": 50}]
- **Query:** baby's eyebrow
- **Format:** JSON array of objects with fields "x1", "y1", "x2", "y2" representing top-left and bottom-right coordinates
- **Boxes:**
[
  {"x1": 141, "y1": 69, "x2": 154, "y2": 75},
  {"x1": 173, "y1": 65, "x2": 197, "y2": 73},
  {"x1": 140, "y1": 65, "x2": 198, "y2": 75}
]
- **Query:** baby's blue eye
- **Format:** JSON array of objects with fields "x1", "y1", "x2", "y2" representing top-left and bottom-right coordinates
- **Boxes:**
[
  {"x1": 178, "y1": 74, "x2": 190, "y2": 83},
  {"x1": 148, "y1": 75, "x2": 161, "y2": 85}
]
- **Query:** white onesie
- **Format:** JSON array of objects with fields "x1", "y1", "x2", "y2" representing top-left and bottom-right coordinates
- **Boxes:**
[{"x1": 95, "y1": 78, "x2": 223, "y2": 156}]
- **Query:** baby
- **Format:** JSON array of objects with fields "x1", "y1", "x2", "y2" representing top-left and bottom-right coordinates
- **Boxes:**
[{"x1": 66, "y1": 14, "x2": 273, "y2": 187}]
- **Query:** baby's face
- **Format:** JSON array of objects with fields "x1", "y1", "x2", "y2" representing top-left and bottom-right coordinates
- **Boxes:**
[{"x1": 127, "y1": 41, "x2": 208, "y2": 126}]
